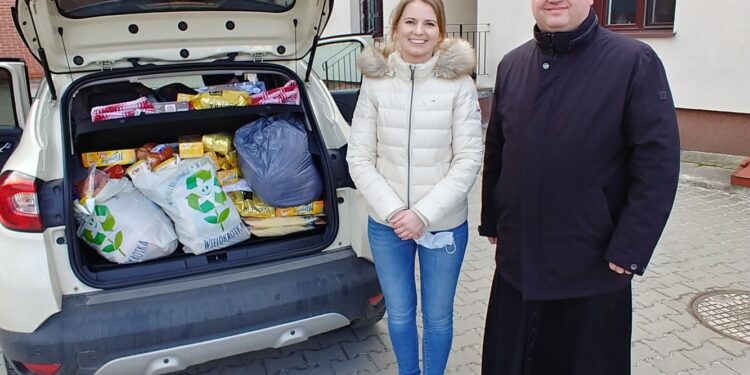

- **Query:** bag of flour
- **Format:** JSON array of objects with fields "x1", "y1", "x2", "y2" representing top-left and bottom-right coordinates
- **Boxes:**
[
  {"x1": 74, "y1": 177, "x2": 178, "y2": 264},
  {"x1": 131, "y1": 156, "x2": 250, "y2": 254}
]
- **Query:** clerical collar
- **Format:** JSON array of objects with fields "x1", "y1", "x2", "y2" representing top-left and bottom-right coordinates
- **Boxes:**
[{"x1": 534, "y1": 9, "x2": 598, "y2": 55}]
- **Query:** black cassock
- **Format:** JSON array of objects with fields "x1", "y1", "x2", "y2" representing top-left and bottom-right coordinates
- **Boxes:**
[{"x1": 481, "y1": 272, "x2": 632, "y2": 375}]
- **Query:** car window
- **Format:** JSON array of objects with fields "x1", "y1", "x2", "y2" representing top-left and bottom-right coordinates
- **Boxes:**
[
  {"x1": 57, "y1": 0, "x2": 295, "y2": 18},
  {"x1": 311, "y1": 41, "x2": 364, "y2": 91},
  {"x1": 0, "y1": 69, "x2": 18, "y2": 128}
]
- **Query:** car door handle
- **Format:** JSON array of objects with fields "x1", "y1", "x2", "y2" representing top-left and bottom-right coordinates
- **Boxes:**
[{"x1": 0, "y1": 142, "x2": 13, "y2": 154}]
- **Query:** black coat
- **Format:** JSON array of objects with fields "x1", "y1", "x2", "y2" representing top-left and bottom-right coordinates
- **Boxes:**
[{"x1": 479, "y1": 12, "x2": 680, "y2": 300}]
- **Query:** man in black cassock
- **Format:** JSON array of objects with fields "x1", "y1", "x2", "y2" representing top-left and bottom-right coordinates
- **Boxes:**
[{"x1": 478, "y1": 0, "x2": 680, "y2": 374}]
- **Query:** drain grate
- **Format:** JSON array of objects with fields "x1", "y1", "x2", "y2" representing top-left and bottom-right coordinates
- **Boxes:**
[{"x1": 689, "y1": 290, "x2": 750, "y2": 345}]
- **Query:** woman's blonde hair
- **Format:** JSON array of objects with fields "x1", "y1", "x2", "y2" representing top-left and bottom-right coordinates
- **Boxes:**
[{"x1": 388, "y1": 0, "x2": 447, "y2": 50}]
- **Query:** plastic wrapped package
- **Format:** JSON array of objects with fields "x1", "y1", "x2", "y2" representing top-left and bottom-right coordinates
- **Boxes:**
[
  {"x1": 233, "y1": 113, "x2": 323, "y2": 207},
  {"x1": 74, "y1": 170, "x2": 178, "y2": 264},
  {"x1": 131, "y1": 156, "x2": 250, "y2": 254}
]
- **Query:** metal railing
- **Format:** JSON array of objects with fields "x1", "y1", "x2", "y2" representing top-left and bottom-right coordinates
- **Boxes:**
[{"x1": 321, "y1": 44, "x2": 363, "y2": 91}]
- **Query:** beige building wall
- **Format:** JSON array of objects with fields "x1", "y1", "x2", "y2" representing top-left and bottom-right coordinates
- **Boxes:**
[{"x1": 476, "y1": 0, "x2": 750, "y2": 115}]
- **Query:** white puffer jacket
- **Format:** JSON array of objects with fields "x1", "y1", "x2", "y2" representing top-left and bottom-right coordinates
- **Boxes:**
[{"x1": 347, "y1": 39, "x2": 484, "y2": 231}]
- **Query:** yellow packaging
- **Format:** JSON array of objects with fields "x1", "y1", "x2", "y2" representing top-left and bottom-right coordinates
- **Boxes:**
[
  {"x1": 81, "y1": 149, "x2": 137, "y2": 168},
  {"x1": 226, "y1": 150, "x2": 239, "y2": 168},
  {"x1": 202, "y1": 132, "x2": 234, "y2": 156},
  {"x1": 125, "y1": 159, "x2": 150, "y2": 179},
  {"x1": 205, "y1": 151, "x2": 222, "y2": 168},
  {"x1": 275, "y1": 200, "x2": 325, "y2": 217},
  {"x1": 153, "y1": 156, "x2": 180, "y2": 172},
  {"x1": 229, "y1": 191, "x2": 275, "y2": 218},
  {"x1": 176, "y1": 93, "x2": 196, "y2": 102},
  {"x1": 187, "y1": 90, "x2": 250, "y2": 110},
  {"x1": 178, "y1": 135, "x2": 204, "y2": 159},
  {"x1": 217, "y1": 168, "x2": 240, "y2": 186}
]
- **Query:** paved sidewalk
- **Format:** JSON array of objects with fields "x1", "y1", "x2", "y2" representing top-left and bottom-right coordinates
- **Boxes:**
[{"x1": 1, "y1": 152, "x2": 749, "y2": 375}]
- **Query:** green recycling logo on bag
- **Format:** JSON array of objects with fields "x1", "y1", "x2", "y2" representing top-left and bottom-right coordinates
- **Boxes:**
[
  {"x1": 185, "y1": 169, "x2": 231, "y2": 231},
  {"x1": 81, "y1": 204, "x2": 125, "y2": 257}
]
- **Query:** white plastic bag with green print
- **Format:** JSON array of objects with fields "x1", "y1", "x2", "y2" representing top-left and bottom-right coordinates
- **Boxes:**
[
  {"x1": 74, "y1": 178, "x2": 179, "y2": 264},
  {"x1": 131, "y1": 156, "x2": 250, "y2": 255}
]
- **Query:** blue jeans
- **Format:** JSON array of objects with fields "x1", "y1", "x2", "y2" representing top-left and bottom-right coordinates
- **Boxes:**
[{"x1": 368, "y1": 217, "x2": 468, "y2": 375}]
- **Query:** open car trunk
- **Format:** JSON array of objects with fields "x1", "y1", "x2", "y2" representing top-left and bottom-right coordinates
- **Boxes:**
[{"x1": 62, "y1": 63, "x2": 338, "y2": 288}]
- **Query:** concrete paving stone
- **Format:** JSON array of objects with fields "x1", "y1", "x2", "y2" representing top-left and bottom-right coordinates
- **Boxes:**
[
  {"x1": 455, "y1": 302, "x2": 488, "y2": 320},
  {"x1": 341, "y1": 335, "x2": 387, "y2": 359},
  {"x1": 648, "y1": 317, "x2": 687, "y2": 336},
  {"x1": 722, "y1": 353, "x2": 750, "y2": 375},
  {"x1": 633, "y1": 288, "x2": 671, "y2": 308},
  {"x1": 447, "y1": 346, "x2": 482, "y2": 369},
  {"x1": 451, "y1": 329, "x2": 484, "y2": 352},
  {"x1": 632, "y1": 361, "x2": 667, "y2": 375},
  {"x1": 632, "y1": 341, "x2": 661, "y2": 364},
  {"x1": 368, "y1": 350, "x2": 397, "y2": 371},
  {"x1": 687, "y1": 361, "x2": 742, "y2": 375},
  {"x1": 680, "y1": 341, "x2": 736, "y2": 367},
  {"x1": 643, "y1": 333, "x2": 694, "y2": 357},
  {"x1": 330, "y1": 354, "x2": 376, "y2": 375},
  {"x1": 708, "y1": 338, "x2": 750, "y2": 357},
  {"x1": 634, "y1": 325, "x2": 655, "y2": 342},
  {"x1": 264, "y1": 353, "x2": 307, "y2": 375},
  {"x1": 453, "y1": 314, "x2": 486, "y2": 332},
  {"x1": 221, "y1": 361, "x2": 266, "y2": 375},
  {"x1": 673, "y1": 325, "x2": 722, "y2": 348},
  {"x1": 313, "y1": 329, "x2": 359, "y2": 349},
  {"x1": 646, "y1": 352, "x2": 703, "y2": 374},
  {"x1": 666, "y1": 311, "x2": 699, "y2": 330},
  {"x1": 446, "y1": 363, "x2": 481, "y2": 375},
  {"x1": 279, "y1": 364, "x2": 335, "y2": 375},
  {"x1": 658, "y1": 283, "x2": 700, "y2": 300},
  {"x1": 278, "y1": 338, "x2": 322, "y2": 356},
  {"x1": 302, "y1": 344, "x2": 347, "y2": 366},
  {"x1": 638, "y1": 302, "x2": 683, "y2": 323}
]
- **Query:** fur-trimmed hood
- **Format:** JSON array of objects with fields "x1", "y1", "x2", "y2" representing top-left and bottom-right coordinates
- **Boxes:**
[{"x1": 357, "y1": 38, "x2": 476, "y2": 80}]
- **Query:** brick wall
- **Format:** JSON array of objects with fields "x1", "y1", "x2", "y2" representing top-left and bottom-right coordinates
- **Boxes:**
[{"x1": 0, "y1": 0, "x2": 43, "y2": 80}]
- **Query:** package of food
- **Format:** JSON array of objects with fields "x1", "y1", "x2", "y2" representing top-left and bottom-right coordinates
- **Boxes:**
[
  {"x1": 136, "y1": 143, "x2": 176, "y2": 169},
  {"x1": 74, "y1": 174, "x2": 178, "y2": 264},
  {"x1": 217, "y1": 168, "x2": 240, "y2": 186},
  {"x1": 91, "y1": 97, "x2": 155, "y2": 122},
  {"x1": 226, "y1": 150, "x2": 239, "y2": 168},
  {"x1": 202, "y1": 133, "x2": 234, "y2": 156},
  {"x1": 221, "y1": 179, "x2": 252, "y2": 193},
  {"x1": 82, "y1": 149, "x2": 137, "y2": 168},
  {"x1": 126, "y1": 159, "x2": 150, "y2": 179},
  {"x1": 276, "y1": 200, "x2": 324, "y2": 217},
  {"x1": 243, "y1": 216, "x2": 326, "y2": 237},
  {"x1": 178, "y1": 135, "x2": 204, "y2": 159},
  {"x1": 250, "y1": 80, "x2": 299, "y2": 105},
  {"x1": 153, "y1": 156, "x2": 180, "y2": 172},
  {"x1": 196, "y1": 81, "x2": 266, "y2": 95},
  {"x1": 152, "y1": 101, "x2": 191, "y2": 114},
  {"x1": 228, "y1": 191, "x2": 275, "y2": 218},
  {"x1": 180, "y1": 90, "x2": 251, "y2": 110},
  {"x1": 102, "y1": 165, "x2": 125, "y2": 179},
  {"x1": 131, "y1": 156, "x2": 250, "y2": 254}
]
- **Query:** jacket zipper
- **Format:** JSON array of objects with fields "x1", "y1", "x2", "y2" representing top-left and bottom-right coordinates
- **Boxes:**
[{"x1": 407, "y1": 65, "x2": 416, "y2": 208}]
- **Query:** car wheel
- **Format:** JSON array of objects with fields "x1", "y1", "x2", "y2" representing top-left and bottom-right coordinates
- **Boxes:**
[
  {"x1": 3, "y1": 355, "x2": 19, "y2": 375},
  {"x1": 350, "y1": 308, "x2": 385, "y2": 329}
]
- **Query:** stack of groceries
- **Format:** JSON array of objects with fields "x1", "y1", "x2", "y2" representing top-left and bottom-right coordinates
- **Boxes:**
[
  {"x1": 73, "y1": 122, "x2": 325, "y2": 265},
  {"x1": 90, "y1": 79, "x2": 300, "y2": 122}
]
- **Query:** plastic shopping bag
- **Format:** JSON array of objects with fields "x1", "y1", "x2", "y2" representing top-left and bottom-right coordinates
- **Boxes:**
[
  {"x1": 234, "y1": 113, "x2": 323, "y2": 207},
  {"x1": 74, "y1": 175, "x2": 178, "y2": 264},
  {"x1": 131, "y1": 156, "x2": 250, "y2": 254}
]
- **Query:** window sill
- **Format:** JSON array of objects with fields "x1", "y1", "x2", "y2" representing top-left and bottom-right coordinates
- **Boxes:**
[{"x1": 607, "y1": 29, "x2": 676, "y2": 38}]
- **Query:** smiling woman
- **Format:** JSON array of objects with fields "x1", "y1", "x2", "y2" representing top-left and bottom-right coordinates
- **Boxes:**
[{"x1": 55, "y1": 0, "x2": 296, "y2": 18}]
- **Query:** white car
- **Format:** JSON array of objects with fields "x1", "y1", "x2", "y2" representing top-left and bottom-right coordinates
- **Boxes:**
[{"x1": 0, "y1": 1, "x2": 382, "y2": 374}]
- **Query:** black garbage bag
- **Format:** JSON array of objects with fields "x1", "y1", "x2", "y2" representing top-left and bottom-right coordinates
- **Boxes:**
[{"x1": 234, "y1": 113, "x2": 323, "y2": 207}]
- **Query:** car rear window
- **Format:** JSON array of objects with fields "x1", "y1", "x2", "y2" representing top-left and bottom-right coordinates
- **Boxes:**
[{"x1": 57, "y1": 0, "x2": 295, "y2": 18}]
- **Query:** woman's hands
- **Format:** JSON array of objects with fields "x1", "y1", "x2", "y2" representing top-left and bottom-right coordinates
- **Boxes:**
[{"x1": 390, "y1": 209, "x2": 425, "y2": 240}]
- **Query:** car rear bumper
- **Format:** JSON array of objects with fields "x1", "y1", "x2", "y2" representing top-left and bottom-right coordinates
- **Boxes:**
[{"x1": 0, "y1": 248, "x2": 383, "y2": 375}]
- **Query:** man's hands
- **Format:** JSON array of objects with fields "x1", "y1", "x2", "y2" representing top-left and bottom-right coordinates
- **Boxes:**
[
  {"x1": 390, "y1": 210, "x2": 425, "y2": 240},
  {"x1": 487, "y1": 237, "x2": 497, "y2": 245},
  {"x1": 608, "y1": 262, "x2": 632, "y2": 275}
]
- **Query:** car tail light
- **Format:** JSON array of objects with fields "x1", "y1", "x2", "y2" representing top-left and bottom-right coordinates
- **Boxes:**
[
  {"x1": 0, "y1": 170, "x2": 43, "y2": 232},
  {"x1": 22, "y1": 362, "x2": 62, "y2": 375},
  {"x1": 368, "y1": 293, "x2": 384, "y2": 306}
]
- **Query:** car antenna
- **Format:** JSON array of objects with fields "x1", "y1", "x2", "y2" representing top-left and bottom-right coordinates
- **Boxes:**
[
  {"x1": 24, "y1": 0, "x2": 56, "y2": 99},
  {"x1": 57, "y1": 27, "x2": 74, "y2": 83}
]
